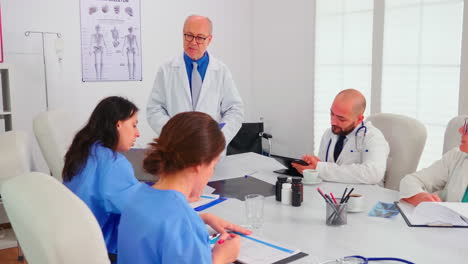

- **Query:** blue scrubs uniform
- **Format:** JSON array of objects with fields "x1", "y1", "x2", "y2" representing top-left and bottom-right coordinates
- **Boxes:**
[
  {"x1": 118, "y1": 184, "x2": 212, "y2": 264},
  {"x1": 64, "y1": 143, "x2": 142, "y2": 254}
]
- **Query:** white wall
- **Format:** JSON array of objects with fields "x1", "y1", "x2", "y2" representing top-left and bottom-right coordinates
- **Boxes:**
[
  {"x1": 252, "y1": 0, "x2": 315, "y2": 157},
  {"x1": 1, "y1": 0, "x2": 254, "y2": 172}
]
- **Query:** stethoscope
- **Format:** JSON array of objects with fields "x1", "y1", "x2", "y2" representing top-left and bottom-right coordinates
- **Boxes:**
[
  {"x1": 320, "y1": 255, "x2": 415, "y2": 264},
  {"x1": 325, "y1": 122, "x2": 368, "y2": 162}
]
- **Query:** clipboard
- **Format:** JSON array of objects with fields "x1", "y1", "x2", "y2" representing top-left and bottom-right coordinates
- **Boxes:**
[
  {"x1": 208, "y1": 176, "x2": 275, "y2": 201},
  {"x1": 270, "y1": 155, "x2": 303, "y2": 177},
  {"x1": 395, "y1": 201, "x2": 468, "y2": 228}
]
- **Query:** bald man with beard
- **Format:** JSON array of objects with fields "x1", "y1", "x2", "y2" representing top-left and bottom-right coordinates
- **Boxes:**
[{"x1": 292, "y1": 89, "x2": 390, "y2": 184}]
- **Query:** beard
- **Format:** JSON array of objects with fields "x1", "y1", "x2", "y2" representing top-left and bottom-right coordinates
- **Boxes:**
[{"x1": 332, "y1": 123, "x2": 357, "y2": 136}]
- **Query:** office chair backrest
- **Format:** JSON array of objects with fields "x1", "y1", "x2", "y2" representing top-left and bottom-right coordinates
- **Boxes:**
[
  {"x1": 443, "y1": 115, "x2": 468, "y2": 155},
  {"x1": 1, "y1": 172, "x2": 110, "y2": 264},
  {"x1": 366, "y1": 113, "x2": 427, "y2": 191},
  {"x1": 227, "y1": 122, "x2": 264, "y2": 155},
  {"x1": 33, "y1": 110, "x2": 80, "y2": 181},
  {"x1": 0, "y1": 131, "x2": 30, "y2": 183}
]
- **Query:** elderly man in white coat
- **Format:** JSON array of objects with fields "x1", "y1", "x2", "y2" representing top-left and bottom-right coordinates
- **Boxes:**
[
  {"x1": 400, "y1": 121, "x2": 468, "y2": 206},
  {"x1": 292, "y1": 89, "x2": 390, "y2": 184},
  {"x1": 146, "y1": 15, "x2": 243, "y2": 144}
]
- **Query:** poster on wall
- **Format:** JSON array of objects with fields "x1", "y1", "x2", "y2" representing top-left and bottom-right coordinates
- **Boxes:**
[
  {"x1": 0, "y1": 5, "x2": 4, "y2": 63},
  {"x1": 80, "y1": 0, "x2": 142, "y2": 81}
]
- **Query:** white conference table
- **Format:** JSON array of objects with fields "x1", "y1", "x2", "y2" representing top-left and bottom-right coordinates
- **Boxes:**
[{"x1": 205, "y1": 152, "x2": 467, "y2": 264}]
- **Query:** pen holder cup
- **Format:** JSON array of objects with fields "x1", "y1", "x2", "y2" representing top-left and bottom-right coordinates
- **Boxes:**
[{"x1": 325, "y1": 201, "x2": 347, "y2": 226}]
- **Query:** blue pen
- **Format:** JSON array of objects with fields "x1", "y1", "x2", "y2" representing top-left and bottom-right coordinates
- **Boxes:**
[
  {"x1": 200, "y1": 195, "x2": 217, "y2": 199},
  {"x1": 219, "y1": 122, "x2": 226, "y2": 129},
  {"x1": 209, "y1": 233, "x2": 221, "y2": 244}
]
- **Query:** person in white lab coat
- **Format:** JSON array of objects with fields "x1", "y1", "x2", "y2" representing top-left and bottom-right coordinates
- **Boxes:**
[
  {"x1": 400, "y1": 122, "x2": 468, "y2": 206},
  {"x1": 146, "y1": 15, "x2": 244, "y2": 144},
  {"x1": 292, "y1": 89, "x2": 389, "y2": 184}
]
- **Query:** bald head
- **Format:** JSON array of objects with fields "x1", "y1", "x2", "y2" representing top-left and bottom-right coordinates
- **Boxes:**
[
  {"x1": 330, "y1": 89, "x2": 366, "y2": 135},
  {"x1": 184, "y1": 15, "x2": 213, "y2": 34},
  {"x1": 335, "y1": 89, "x2": 366, "y2": 116}
]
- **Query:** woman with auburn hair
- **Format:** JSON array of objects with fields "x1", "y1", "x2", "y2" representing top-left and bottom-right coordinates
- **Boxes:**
[
  {"x1": 118, "y1": 111, "x2": 251, "y2": 264},
  {"x1": 63, "y1": 96, "x2": 143, "y2": 262}
]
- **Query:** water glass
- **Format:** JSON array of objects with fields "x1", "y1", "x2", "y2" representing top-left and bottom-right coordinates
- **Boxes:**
[{"x1": 244, "y1": 194, "x2": 264, "y2": 229}]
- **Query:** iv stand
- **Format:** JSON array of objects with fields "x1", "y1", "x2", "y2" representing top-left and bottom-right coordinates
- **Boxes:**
[{"x1": 24, "y1": 31, "x2": 62, "y2": 110}]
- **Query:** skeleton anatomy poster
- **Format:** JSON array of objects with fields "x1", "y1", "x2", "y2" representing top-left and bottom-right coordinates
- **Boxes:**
[{"x1": 80, "y1": 0, "x2": 142, "y2": 81}]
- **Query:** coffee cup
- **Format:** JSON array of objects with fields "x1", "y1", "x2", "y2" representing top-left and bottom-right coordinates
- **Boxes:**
[
  {"x1": 303, "y1": 169, "x2": 319, "y2": 184},
  {"x1": 346, "y1": 194, "x2": 364, "y2": 212}
]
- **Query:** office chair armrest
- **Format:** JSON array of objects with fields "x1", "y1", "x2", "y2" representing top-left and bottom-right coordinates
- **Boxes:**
[{"x1": 260, "y1": 132, "x2": 272, "y2": 139}]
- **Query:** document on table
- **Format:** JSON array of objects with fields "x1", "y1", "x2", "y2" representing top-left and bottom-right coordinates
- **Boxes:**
[
  {"x1": 396, "y1": 201, "x2": 468, "y2": 227},
  {"x1": 203, "y1": 185, "x2": 216, "y2": 194},
  {"x1": 233, "y1": 233, "x2": 308, "y2": 264}
]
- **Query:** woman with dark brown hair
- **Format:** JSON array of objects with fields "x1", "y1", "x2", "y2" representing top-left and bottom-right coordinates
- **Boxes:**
[
  {"x1": 63, "y1": 96, "x2": 143, "y2": 262},
  {"x1": 117, "y1": 111, "x2": 251, "y2": 264}
]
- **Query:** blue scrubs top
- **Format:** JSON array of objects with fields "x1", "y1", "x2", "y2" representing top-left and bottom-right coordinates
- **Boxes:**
[
  {"x1": 64, "y1": 143, "x2": 142, "y2": 254},
  {"x1": 118, "y1": 184, "x2": 212, "y2": 264}
]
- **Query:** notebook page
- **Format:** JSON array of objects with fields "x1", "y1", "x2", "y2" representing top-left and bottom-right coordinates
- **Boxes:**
[
  {"x1": 412, "y1": 202, "x2": 468, "y2": 226},
  {"x1": 438, "y1": 202, "x2": 468, "y2": 220}
]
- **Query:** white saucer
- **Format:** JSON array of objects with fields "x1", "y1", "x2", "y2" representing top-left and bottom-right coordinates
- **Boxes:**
[
  {"x1": 303, "y1": 178, "x2": 322, "y2": 185},
  {"x1": 347, "y1": 208, "x2": 365, "y2": 213}
]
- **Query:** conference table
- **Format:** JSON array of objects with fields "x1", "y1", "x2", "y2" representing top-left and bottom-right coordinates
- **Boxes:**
[{"x1": 203, "y1": 152, "x2": 467, "y2": 264}]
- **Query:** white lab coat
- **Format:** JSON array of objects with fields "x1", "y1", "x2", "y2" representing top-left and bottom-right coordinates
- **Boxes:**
[
  {"x1": 146, "y1": 52, "x2": 244, "y2": 144},
  {"x1": 316, "y1": 121, "x2": 390, "y2": 184},
  {"x1": 400, "y1": 148, "x2": 468, "y2": 202}
]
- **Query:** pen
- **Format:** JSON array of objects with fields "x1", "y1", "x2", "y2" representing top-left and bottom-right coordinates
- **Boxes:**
[
  {"x1": 317, "y1": 187, "x2": 327, "y2": 200},
  {"x1": 343, "y1": 187, "x2": 354, "y2": 204},
  {"x1": 460, "y1": 216, "x2": 468, "y2": 225},
  {"x1": 209, "y1": 233, "x2": 221, "y2": 244},
  {"x1": 340, "y1": 187, "x2": 348, "y2": 204},
  {"x1": 330, "y1": 193, "x2": 338, "y2": 204},
  {"x1": 324, "y1": 194, "x2": 335, "y2": 205},
  {"x1": 244, "y1": 171, "x2": 258, "y2": 178},
  {"x1": 427, "y1": 223, "x2": 454, "y2": 227},
  {"x1": 200, "y1": 195, "x2": 217, "y2": 199},
  {"x1": 317, "y1": 188, "x2": 330, "y2": 204}
]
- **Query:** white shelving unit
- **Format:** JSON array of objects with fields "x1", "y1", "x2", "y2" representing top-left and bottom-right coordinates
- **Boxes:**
[
  {"x1": 0, "y1": 64, "x2": 12, "y2": 132},
  {"x1": 0, "y1": 65, "x2": 13, "y2": 229}
]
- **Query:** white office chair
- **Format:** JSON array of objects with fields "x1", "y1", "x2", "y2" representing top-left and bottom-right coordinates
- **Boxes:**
[
  {"x1": 1, "y1": 172, "x2": 110, "y2": 264},
  {"x1": 33, "y1": 110, "x2": 80, "y2": 181},
  {"x1": 0, "y1": 130, "x2": 30, "y2": 259},
  {"x1": 443, "y1": 115, "x2": 468, "y2": 155},
  {"x1": 366, "y1": 113, "x2": 427, "y2": 191},
  {"x1": 0, "y1": 131, "x2": 30, "y2": 185}
]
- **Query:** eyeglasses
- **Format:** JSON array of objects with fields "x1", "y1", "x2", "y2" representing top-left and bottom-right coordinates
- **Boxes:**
[
  {"x1": 464, "y1": 118, "x2": 468, "y2": 135},
  {"x1": 184, "y1": 34, "x2": 209, "y2": 44}
]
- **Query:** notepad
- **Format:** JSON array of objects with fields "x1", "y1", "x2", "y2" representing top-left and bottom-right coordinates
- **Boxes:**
[
  {"x1": 233, "y1": 232, "x2": 308, "y2": 264},
  {"x1": 396, "y1": 201, "x2": 468, "y2": 227}
]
